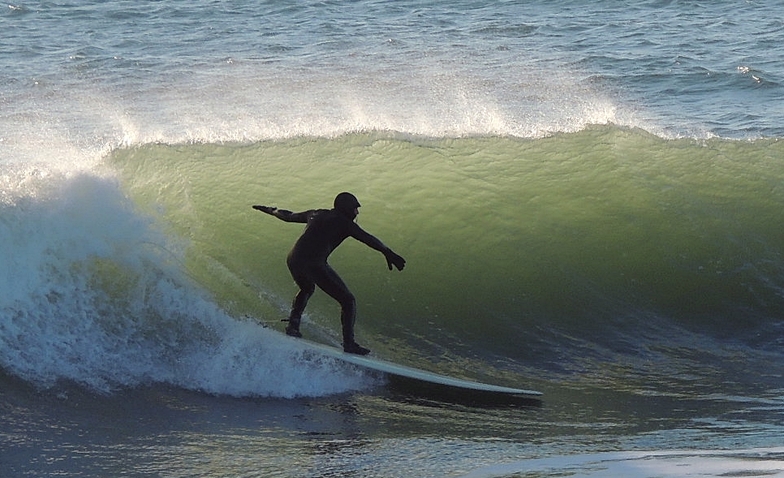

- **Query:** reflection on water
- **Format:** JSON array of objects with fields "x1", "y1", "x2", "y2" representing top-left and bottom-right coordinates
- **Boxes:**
[{"x1": 3, "y1": 374, "x2": 784, "y2": 477}]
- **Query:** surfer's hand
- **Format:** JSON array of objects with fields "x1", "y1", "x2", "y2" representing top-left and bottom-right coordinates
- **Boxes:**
[
  {"x1": 385, "y1": 251, "x2": 406, "y2": 271},
  {"x1": 253, "y1": 205, "x2": 276, "y2": 215}
]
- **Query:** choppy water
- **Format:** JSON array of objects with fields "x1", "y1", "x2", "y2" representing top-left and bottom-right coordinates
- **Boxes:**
[{"x1": 3, "y1": 1, "x2": 784, "y2": 476}]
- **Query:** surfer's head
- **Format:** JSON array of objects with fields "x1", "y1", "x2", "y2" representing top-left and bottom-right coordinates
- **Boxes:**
[{"x1": 334, "y1": 192, "x2": 360, "y2": 220}]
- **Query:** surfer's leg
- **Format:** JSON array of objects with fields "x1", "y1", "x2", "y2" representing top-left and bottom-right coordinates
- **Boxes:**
[
  {"x1": 286, "y1": 288, "x2": 311, "y2": 338},
  {"x1": 286, "y1": 262, "x2": 314, "y2": 338},
  {"x1": 313, "y1": 265, "x2": 369, "y2": 355}
]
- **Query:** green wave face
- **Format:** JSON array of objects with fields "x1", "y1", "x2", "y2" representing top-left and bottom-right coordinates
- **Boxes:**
[{"x1": 109, "y1": 128, "x2": 784, "y2": 360}]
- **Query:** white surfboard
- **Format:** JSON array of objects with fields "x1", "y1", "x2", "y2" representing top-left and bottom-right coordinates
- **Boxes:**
[{"x1": 281, "y1": 331, "x2": 542, "y2": 400}]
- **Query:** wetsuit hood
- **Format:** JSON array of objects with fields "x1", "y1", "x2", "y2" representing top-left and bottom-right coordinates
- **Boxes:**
[{"x1": 334, "y1": 192, "x2": 361, "y2": 219}]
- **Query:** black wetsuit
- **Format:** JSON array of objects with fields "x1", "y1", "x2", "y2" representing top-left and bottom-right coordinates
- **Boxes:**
[
  {"x1": 253, "y1": 197, "x2": 405, "y2": 354},
  {"x1": 283, "y1": 208, "x2": 398, "y2": 344},
  {"x1": 286, "y1": 208, "x2": 368, "y2": 343}
]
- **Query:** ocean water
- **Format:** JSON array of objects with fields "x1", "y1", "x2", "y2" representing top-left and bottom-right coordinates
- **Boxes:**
[{"x1": 3, "y1": 1, "x2": 784, "y2": 476}]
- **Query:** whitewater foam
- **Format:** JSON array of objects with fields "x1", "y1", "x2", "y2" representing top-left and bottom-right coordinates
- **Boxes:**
[{"x1": 0, "y1": 171, "x2": 376, "y2": 396}]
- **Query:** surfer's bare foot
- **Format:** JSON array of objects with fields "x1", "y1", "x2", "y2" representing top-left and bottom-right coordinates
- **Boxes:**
[{"x1": 343, "y1": 342, "x2": 370, "y2": 355}]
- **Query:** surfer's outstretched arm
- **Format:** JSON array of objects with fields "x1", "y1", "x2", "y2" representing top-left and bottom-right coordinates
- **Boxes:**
[
  {"x1": 351, "y1": 227, "x2": 406, "y2": 271},
  {"x1": 252, "y1": 205, "x2": 310, "y2": 223}
]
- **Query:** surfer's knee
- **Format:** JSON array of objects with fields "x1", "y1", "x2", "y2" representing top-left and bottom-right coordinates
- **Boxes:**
[
  {"x1": 345, "y1": 291, "x2": 356, "y2": 306},
  {"x1": 301, "y1": 283, "x2": 316, "y2": 296},
  {"x1": 337, "y1": 291, "x2": 356, "y2": 312},
  {"x1": 293, "y1": 284, "x2": 314, "y2": 304}
]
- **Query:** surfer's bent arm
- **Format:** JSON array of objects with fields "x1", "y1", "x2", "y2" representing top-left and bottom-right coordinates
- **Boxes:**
[
  {"x1": 252, "y1": 205, "x2": 311, "y2": 223},
  {"x1": 352, "y1": 226, "x2": 406, "y2": 271}
]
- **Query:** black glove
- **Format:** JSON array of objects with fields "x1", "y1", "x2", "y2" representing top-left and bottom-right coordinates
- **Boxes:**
[
  {"x1": 253, "y1": 205, "x2": 276, "y2": 215},
  {"x1": 385, "y1": 251, "x2": 406, "y2": 271}
]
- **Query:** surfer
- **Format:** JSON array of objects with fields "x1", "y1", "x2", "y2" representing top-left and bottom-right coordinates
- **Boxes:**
[{"x1": 253, "y1": 192, "x2": 406, "y2": 355}]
